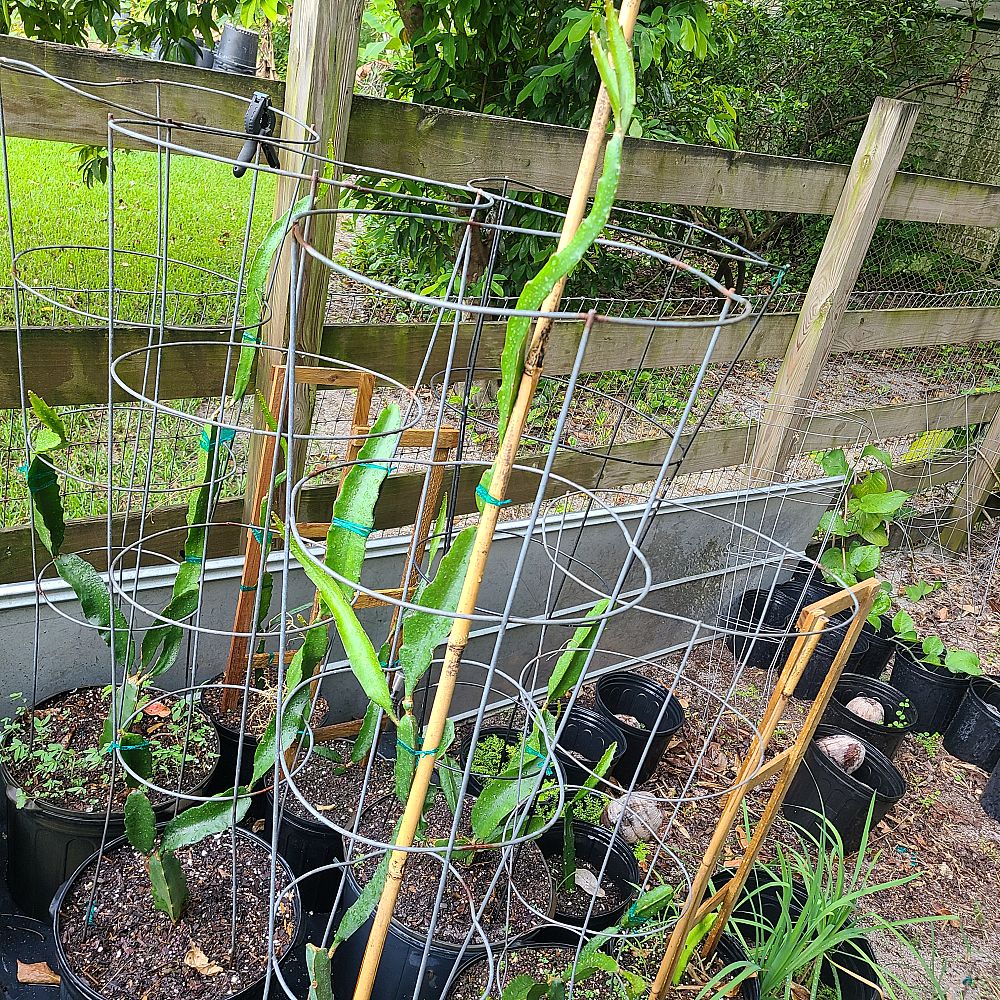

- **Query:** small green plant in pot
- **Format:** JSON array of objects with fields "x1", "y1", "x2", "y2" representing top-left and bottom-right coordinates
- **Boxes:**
[{"x1": 890, "y1": 611, "x2": 982, "y2": 677}]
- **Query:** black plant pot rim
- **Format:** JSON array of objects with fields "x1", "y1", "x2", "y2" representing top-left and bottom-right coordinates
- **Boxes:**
[
  {"x1": 892, "y1": 643, "x2": 973, "y2": 686},
  {"x1": 556, "y1": 706, "x2": 626, "y2": 770},
  {"x1": 831, "y1": 675, "x2": 920, "y2": 735},
  {"x1": 52, "y1": 825, "x2": 302, "y2": 1000},
  {"x1": 968, "y1": 675, "x2": 1000, "y2": 707},
  {"x1": 0, "y1": 691, "x2": 220, "y2": 821},
  {"x1": 808, "y1": 727, "x2": 906, "y2": 800},
  {"x1": 594, "y1": 672, "x2": 685, "y2": 738}
]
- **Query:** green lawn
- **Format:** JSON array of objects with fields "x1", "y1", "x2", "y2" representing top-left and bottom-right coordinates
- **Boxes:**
[{"x1": 0, "y1": 137, "x2": 276, "y2": 325}]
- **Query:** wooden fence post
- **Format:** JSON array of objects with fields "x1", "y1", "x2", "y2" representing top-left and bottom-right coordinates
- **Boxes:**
[
  {"x1": 750, "y1": 98, "x2": 920, "y2": 479},
  {"x1": 242, "y1": 0, "x2": 365, "y2": 525},
  {"x1": 939, "y1": 400, "x2": 1000, "y2": 550}
]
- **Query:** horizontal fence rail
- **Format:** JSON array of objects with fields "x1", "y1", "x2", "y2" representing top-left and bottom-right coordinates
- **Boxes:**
[{"x1": 2, "y1": 35, "x2": 1000, "y2": 225}]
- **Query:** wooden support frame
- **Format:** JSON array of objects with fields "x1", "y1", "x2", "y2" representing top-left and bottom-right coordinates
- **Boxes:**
[
  {"x1": 939, "y1": 399, "x2": 1000, "y2": 551},
  {"x1": 751, "y1": 98, "x2": 920, "y2": 479},
  {"x1": 220, "y1": 365, "x2": 376, "y2": 712},
  {"x1": 648, "y1": 578, "x2": 880, "y2": 998}
]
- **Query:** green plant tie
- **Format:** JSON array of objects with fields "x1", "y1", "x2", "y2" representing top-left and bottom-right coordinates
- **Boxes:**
[
  {"x1": 357, "y1": 462, "x2": 393, "y2": 474},
  {"x1": 200, "y1": 427, "x2": 237, "y2": 452},
  {"x1": 525, "y1": 744, "x2": 554, "y2": 776},
  {"x1": 625, "y1": 903, "x2": 651, "y2": 926},
  {"x1": 184, "y1": 555, "x2": 203, "y2": 565},
  {"x1": 240, "y1": 583, "x2": 257, "y2": 592},
  {"x1": 242, "y1": 331, "x2": 261, "y2": 344},
  {"x1": 397, "y1": 737, "x2": 439, "y2": 758},
  {"x1": 476, "y1": 484, "x2": 512, "y2": 508},
  {"x1": 86, "y1": 904, "x2": 97, "y2": 925},
  {"x1": 250, "y1": 526, "x2": 273, "y2": 546},
  {"x1": 330, "y1": 516, "x2": 373, "y2": 539},
  {"x1": 105, "y1": 740, "x2": 151, "y2": 752}
]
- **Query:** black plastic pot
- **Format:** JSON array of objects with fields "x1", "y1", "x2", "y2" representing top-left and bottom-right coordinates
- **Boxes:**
[
  {"x1": 982, "y1": 759, "x2": 1000, "y2": 821},
  {"x1": 819, "y1": 937, "x2": 882, "y2": 1000},
  {"x1": 722, "y1": 589, "x2": 788, "y2": 671},
  {"x1": 764, "y1": 584, "x2": 870, "y2": 700},
  {"x1": 332, "y1": 857, "x2": 553, "y2": 1000},
  {"x1": 266, "y1": 789, "x2": 344, "y2": 913},
  {"x1": 214, "y1": 23, "x2": 259, "y2": 75},
  {"x1": 855, "y1": 617, "x2": 895, "y2": 679},
  {"x1": 554, "y1": 706, "x2": 625, "y2": 788},
  {"x1": 821, "y1": 674, "x2": 918, "y2": 759},
  {"x1": 1, "y1": 694, "x2": 219, "y2": 921},
  {"x1": 943, "y1": 676, "x2": 1000, "y2": 772},
  {"x1": 890, "y1": 643, "x2": 971, "y2": 733},
  {"x1": 782, "y1": 725, "x2": 907, "y2": 854},
  {"x1": 51, "y1": 827, "x2": 301, "y2": 1000},
  {"x1": 594, "y1": 671, "x2": 685, "y2": 785},
  {"x1": 537, "y1": 820, "x2": 640, "y2": 931}
]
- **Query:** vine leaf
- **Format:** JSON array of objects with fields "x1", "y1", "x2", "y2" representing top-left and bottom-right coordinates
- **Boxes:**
[
  {"x1": 545, "y1": 599, "x2": 610, "y2": 708},
  {"x1": 54, "y1": 553, "x2": 132, "y2": 668},
  {"x1": 233, "y1": 194, "x2": 313, "y2": 403},
  {"x1": 305, "y1": 943, "x2": 334, "y2": 1000},
  {"x1": 284, "y1": 522, "x2": 397, "y2": 723},
  {"x1": 28, "y1": 390, "x2": 68, "y2": 453},
  {"x1": 352, "y1": 702, "x2": 379, "y2": 763},
  {"x1": 119, "y1": 730, "x2": 153, "y2": 789},
  {"x1": 26, "y1": 457, "x2": 64, "y2": 557},
  {"x1": 140, "y1": 587, "x2": 200, "y2": 680},
  {"x1": 149, "y1": 850, "x2": 187, "y2": 923},
  {"x1": 395, "y1": 712, "x2": 418, "y2": 803},
  {"x1": 397, "y1": 524, "x2": 476, "y2": 698},
  {"x1": 471, "y1": 760, "x2": 545, "y2": 843},
  {"x1": 160, "y1": 790, "x2": 253, "y2": 852},
  {"x1": 332, "y1": 852, "x2": 390, "y2": 952},
  {"x1": 124, "y1": 790, "x2": 156, "y2": 855},
  {"x1": 326, "y1": 403, "x2": 402, "y2": 600}
]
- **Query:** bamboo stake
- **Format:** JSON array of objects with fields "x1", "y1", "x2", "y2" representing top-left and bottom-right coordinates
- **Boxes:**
[{"x1": 350, "y1": 5, "x2": 643, "y2": 998}]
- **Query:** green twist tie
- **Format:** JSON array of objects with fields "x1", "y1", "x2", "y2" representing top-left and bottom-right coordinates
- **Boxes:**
[
  {"x1": 106, "y1": 740, "x2": 151, "y2": 752},
  {"x1": 525, "y1": 744, "x2": 554, "y2": 776},
  {"x1": 240, "y1": 583, "x2": 258, "y2": 592},
  {"x1": 330, "y1": 516, "x2": 373, "y2": 539},
  {"x1": 250, "y1": 526, "x2": 273, "y2": 546},
  {"x1": 626, "y1": 903, "x2": 651, "y2": 926},
  {"x1": 476, "y1": 484, "x2": 511, "y2": 508},
  {"x1": 397, "y1": 738, "x2": 439, "y2": 758},
  {"x1": 199, "y1": 427, "x2": 237, "y2": 452},
  {"x1": 357, "y1": 462, "x2": 393, "y2": 474},
  {"x1": 242, "y1": 331, "x2": 262, "y2": 344},
  {"x1": 184, "y1": 555, "x2": 203, "y2": 565}
]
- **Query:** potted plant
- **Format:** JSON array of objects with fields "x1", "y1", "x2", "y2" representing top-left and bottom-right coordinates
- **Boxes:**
[
  {"x1": 820, "y1": 674, "x2": 918, "y2": 759},
  {"x1": 889, "y1": 610, "x2": 982, "y2": 732},
  {"x1": 0, "y1": 394, "x2": 224, "y2": 919}
]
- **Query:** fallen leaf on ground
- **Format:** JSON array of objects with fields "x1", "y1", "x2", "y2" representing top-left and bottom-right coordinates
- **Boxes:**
[
  {"x1": 574, "y1": 869, "x2": 606, "y2": 898},
  {"x1": 142, "y1": 701, "x2": 171, "y2": 718},
  {"x1": 184, "y1": 944, "x2": 224, "y2": 976},
  {"x1": 935, "y1": 607, "x2": 950, "y2": 621},
  {"x1": 934, "y1": 908, "x2": 960, "y2": 928},
  {"x1": 17, "y1": 961, "x2": 60, "y2": 985}
]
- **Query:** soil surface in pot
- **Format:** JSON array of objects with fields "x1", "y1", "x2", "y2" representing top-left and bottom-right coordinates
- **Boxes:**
[
  {"x1": 200, "y1": 668, "x2": 329, "y2": 739},
  {"x1": 0, "y1": 687, "x2": 218, "y2": 812},
  {"x1": 58, "y1": 832, "x2": 296, "y2": 1000},
  {"x1": 448, "y1": 944, "x2": 619, "y2": 1000},
  {"x1": 615, "y1": 712, "x2": 646, "y2": 730},
  {"x1": 278, "y1": 740, "x2": 394, "y2": 825},
  {"x1": 617, "y1": 934, "x2": 741, "y2": 997},
  {"x1": 354, "y1": 792, "x2": 551, "y2": 946},
  {"x1": 550, "y1": 857, "x2": 628, "y2": 919}
]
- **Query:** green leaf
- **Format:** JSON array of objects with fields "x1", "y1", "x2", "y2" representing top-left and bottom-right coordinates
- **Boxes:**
[
  {"x1": 545, "y1": 599, "x2": 610, "y2": 708},
  {"x1": 626, "y1": 884, "x2": 676, "y2": 925},
  {"x1": 861, "y1": 444, "x2": 893, "y2": 468},
  {"x1": 149, "y1": 850, "x2": 187, "y2": 922},
  {"x1": 234, "y1": 195, "x2": 313, "y2": 402},
  {"x1": 333, "y1": 853, "x2": 390, "y2": 950},
  {"x1": 305, "y1": 943, "x2": 334, "y2": 1000},
  {"x1": 502, "y1": 975, "x2": 541, "y2": 1000},
  {"x1": 847, "y1": 543, "x2": 880, "y2": 576},
  {"x1": 673, "y1": 911, "x2": 718, "y2": 986},
  {"x1": 54, "y1": 553, "x2": 132, "y2": 667},
  {"x1": 921, "y1": 636, "x2": 945, "y2": 660},
  {"x1": 438, "y1": 753, "x2": 461, "y2": 813},
  {"x1": 140, "y1": 587, "x2": 200, "y2": 680},
  {"x1": 325, "y1": 404, "x2": 402, "y2": 600},
  {"x1": 854, "y1": 491, "x2": 909, "y2": 515},
  {"x1": 471, "y1": 762, "x2": 544, "y2": 843},
  {"x1": 285, "y1": 523, "x2": 397, "y2": 723},
  {"x1": 397, "y1": 525, "x2": 476, "y2": 697},
  {"x1": 945, "y1": 649, "x2": 982, "y2": 676},
  {"x1": 395, "y1": 713, "x2": 417, "y2": 803},
  {"x1": 28, "y1": 391, "x2": 68, "y2": 452},
  {"x1": 817, "y1": 510, "x2": 851, "y2": 538},
  {"x1": 161, "y1": 790, "x2": 253, "y2": 852},
  {"x1": 26, "y1": 457, "x2": 65, "y2": 557},
  {"x1": 352, "y1": 702, "x2": 379, "y2": 763},
  {"x1": 819, "y1": 548, "x2": 857, "y2": 588},
  {"x1": 119, "y1": 730, "x2": 153, "y2": 789},
  {"x1": 124, "y1": 790, "x2": 156, "y2": 855},
  {"x1": 892, "y1": 610, "x2": 917, "y2": 640},
  {"x1": 851, "y1": 470, "x2": 889, "y2": 499},
  {"x1": 816, "y1": 448, "x2": 849, "y2": 478}
]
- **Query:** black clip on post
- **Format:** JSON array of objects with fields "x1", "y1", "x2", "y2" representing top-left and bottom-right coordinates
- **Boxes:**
[{"x1": 234, "y1": 91, "x2": 280, "y2": 178}]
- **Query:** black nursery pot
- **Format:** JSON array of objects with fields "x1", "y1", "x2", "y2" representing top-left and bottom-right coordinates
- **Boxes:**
[
  {"x1": 594, "y1": 671, "x2": 685, "y2": 785},
  {"x1": 213, "y1": 23, "x2": 259, "y2": 75},
  {"x1": 890, "y1": 643, "x2": 971, "y2": 733},
  {"x1": 855, "y1": 617, "x2": 896, "y2": 679},
  {"x1": 266, "y1": 789, "x2": 344, "y2": 913},
  {"x1": 982, "y1": 758, "x2": 1000, "y2": 821},
  {"x1": 820, "y1": 936, "x2": 883, "y2": 1000},
  {"x1": 51, "y1": 827, "x2": 302, "y2": 1000},
  {"x1": 555, "y1": 706, "x2": 625, "y2": 788},
  {"x1": 764, "y1": 584, "x2": 870, "y2": 700},
  {"x1": 722, "y1": 589, "x2": 788, "y2": 671},
  {"x1": 782, "y1": 725, "x2": 907, "y2": 854},
  {"x1": 821, "y1": 674, "x2": 918, "y2": 759},
  {"x1": 538, "y1": 820, "x2": 640, "y2": 931},
  {"x1": 943, "y1": 676, "x2": 1000, "y2": 772}
]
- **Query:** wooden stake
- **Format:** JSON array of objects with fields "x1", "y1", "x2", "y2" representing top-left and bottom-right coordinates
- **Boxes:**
[
  {"x1": 647, "y1": 578, "x2": 879, "y2": 999},
  {"x1": 350, "y1": 5, "x2": 643, "y2": 998},
  {"x1": 750, "y1": 99, "x2": 919, "y2": 479}
]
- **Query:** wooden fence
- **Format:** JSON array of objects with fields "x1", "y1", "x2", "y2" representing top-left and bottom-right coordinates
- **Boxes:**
[{"x1": 0, "y1": 29, "x2": 998, "y2": 581}]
